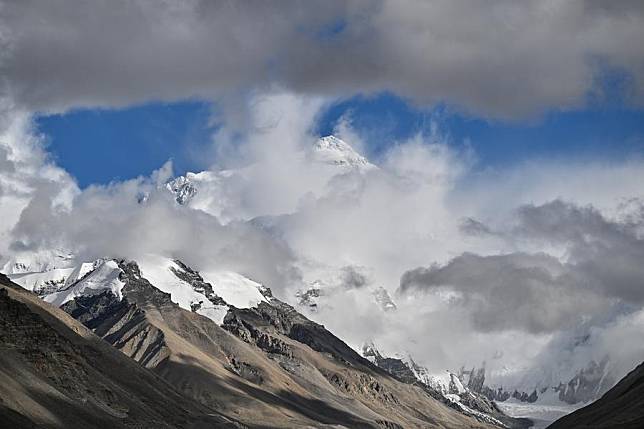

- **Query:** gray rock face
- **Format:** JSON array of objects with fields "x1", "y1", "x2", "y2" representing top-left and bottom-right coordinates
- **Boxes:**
[
  {"x1": 169, "y1": 259, "x2": 228, "y2": 307},
  {"x1": 362, "y1": 343, "x2": 430, "y2": 387},
  {"x1": 361, "y1": 343, "x2": 531, "y2": 428},
  {"x1": 555, "y1": 358, "x2": 614, "y2": 404},
  {"x1": 463, "y1": 360, "x2": 614, "y2": 406},
  {"x1": 295, "y1": 287, "x2": 321, "y2": 311},
  {"x1": 166, "y1": 176, "x2": 197, "y2": 205},
  {"x1": 61, "y1": 291, "x2": 170, "y2": 368}
]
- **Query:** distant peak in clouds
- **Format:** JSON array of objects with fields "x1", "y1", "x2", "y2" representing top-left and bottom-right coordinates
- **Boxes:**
[
  {"x1": 165, "y1": 135, "x2": 375, "y2": 222},
  {"x1": 312, "y1": 135, "x2": 372, "y2": 168}
]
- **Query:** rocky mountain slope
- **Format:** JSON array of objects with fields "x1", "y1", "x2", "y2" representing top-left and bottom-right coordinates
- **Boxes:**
[
  {"x1": 0, "y1": 273, "x2": 241, "y2": 429},
  {"x1": 361, "y1": 344, "x2": 531, "y2": 429},
  {"x1": 3, "y1": 257, "x2": 498, "y2": 428},
  {"x1": 548, "y1": 360, "x2": 644, "y2": 429}
]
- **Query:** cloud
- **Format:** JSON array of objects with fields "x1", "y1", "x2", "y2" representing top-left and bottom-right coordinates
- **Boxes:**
[
  {"x1": 0, "y1": 104, "x2": 78, "y2": 258},
  {"x1": 2, "y1": 1, "x2": 644, "y2": 117},
  {"x1": 339, "y1": 265, "x2": 371, "y2": 289},
  {"x1": 399, "y1": 251, "x2": 610, "y2": 334},
  {"x1": 399, "y1": 200, "x2": 644, "y2": 334}
]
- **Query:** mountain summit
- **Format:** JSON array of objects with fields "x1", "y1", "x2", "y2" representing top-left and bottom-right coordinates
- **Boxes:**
[
  {"x1": 310, "y1": 136, "x2": 372, "y2": 168},
  {"x1": 165, "y1": 135, "x2": 374, "y2": 222}
]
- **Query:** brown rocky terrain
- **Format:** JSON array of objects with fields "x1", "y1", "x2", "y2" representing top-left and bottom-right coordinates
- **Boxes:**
[
  {"x1": 58, "y1": 260, "x2": 495, "y2": 428},
  {"x1": 0, "y1": 273, "x2": 241, "y2": 429}
]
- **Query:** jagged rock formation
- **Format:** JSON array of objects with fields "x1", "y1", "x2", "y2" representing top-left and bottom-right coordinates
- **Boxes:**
[
  {"x1": 0, "y1": 274, "x2": 241, "y2": 429},
  {"x1": 553, "y1": 358, "x2": 614, "y2": 404},
  {"x1": 166, "y1": 174, "x2": 198, "y2": 205},
  {"x1": 548, "y1": 361, "x2": 644, "y2": 428},
  {"x1": 462, "y1": 359, "x2": 615, "y2": 406},
  {"x1": 295, "y1": 287, "x2": 321, "y2": 311},
  {"x1": 361, "y1": 344, "x2": 531, "y2": 429},
  {"x1": 362, "y1": 343, "x2": 429, "y2": 387}
]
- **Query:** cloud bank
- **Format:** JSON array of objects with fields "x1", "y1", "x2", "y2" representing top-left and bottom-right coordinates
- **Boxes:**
[
  {"x1": 401, "y1": 203, "x2": 643, "y2": 330},
  {"x1": 2, "y1": 0, "x2": 644, "y2": 117}
]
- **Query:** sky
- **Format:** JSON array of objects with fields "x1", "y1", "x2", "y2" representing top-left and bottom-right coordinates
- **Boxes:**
[
  {"x1": 37, "y1": 92, "x2": 644, "y2": 187},
  {"x1": 2, "y1": 0, "x2": 644, "y2": 393}
]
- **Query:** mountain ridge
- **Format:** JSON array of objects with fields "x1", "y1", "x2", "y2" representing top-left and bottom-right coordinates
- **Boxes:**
[
  {"x1": 0, "y1": 272, "x2": 243, "y2": 429},
  {"x1": 2, "y1": 257, "x2": 499, "y2": 428}
]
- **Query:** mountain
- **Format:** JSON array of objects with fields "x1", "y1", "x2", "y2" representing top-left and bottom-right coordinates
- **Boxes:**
[
  {"x1": 4, "y1": 255, "x2": 498, "y2": 428},
  {"x1": 310, "y1": 136, "x2": 372, "y2": 169},
  {"x1": 460, "y1": 358, "x2": 616, "y2": 407},
  {"x1": 0, "y1": 273, "x2": 241, "y2": 428},
  {"x1": 288, "y1": 264, "x2": 619, "y2": 414},
  {"x1": 548, "y1": 361, "x2": 644, "y2": 428},
  {"x1": 165, "y1": 135, "x2": 375, "y2": 222},
  {"x1": 361, "y1": 343, "x2": 531, "y2": 429}
]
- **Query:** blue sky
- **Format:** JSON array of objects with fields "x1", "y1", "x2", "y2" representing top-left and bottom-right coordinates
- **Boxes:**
[
  {"x1": 36, "y1": 102, "x2": 215, "y2": 187},
  {"x1": 37, "y1": 93, "x2": 644, "y2": 188}
]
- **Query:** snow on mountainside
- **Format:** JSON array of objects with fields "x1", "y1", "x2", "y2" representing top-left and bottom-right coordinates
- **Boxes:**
[
  {"x1": 7, "y1": 252, "x2": 271, "y2": 326},
  {"x1": 361, "y1": 342, "x2": 518, "y2": 428},
  {"x1": 136, "y1": 254, "x2": 229, "y2": 324},
  {"x1": 2, "y1": 248, "x2": 76, "y2": 275},
  {"x1": 201, "y1": 269, "x2": 267, "y2": 308},
  {"x1": 8, "y1": 263, "x2": 94, "y2": 295},
  {"x1": 43, "y1": 260, "x2": 125, "y2": 307},
  {"x1": 362, "y1": 341, "x2": 468, "y2": 399},
  {"x1": 310, "y1": 135, "x2": 373, "y2": 168},
  {"x1": 372, "y1": 286, "x2": 397, "y2": 311},
  {"x1": 136, "y1": 254, "x2": 268, "y2": 324}
]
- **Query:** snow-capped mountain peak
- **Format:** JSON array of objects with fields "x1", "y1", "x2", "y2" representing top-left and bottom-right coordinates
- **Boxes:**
[
  {"x1": 311, "y1": 135, "x2": 372, "y2": 169},
  {"x1": 43, "y1": 259, "x2": 125, "y2": 307},
  {"x1": 165, "y1": 135, "x2": 375, "y2": 216},
  {"x1": 6, "y1": 251, "x2": 272, "y2": 327}
]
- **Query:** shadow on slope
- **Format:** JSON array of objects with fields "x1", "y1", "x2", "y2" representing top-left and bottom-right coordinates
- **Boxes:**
[{"x1": 548, "y1": 361, "x2": 644, "y2": 429}]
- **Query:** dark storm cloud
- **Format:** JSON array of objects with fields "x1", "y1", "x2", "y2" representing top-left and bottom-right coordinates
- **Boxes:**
[
  {"x1": 1, "y1": 0, "x2": 644, "y2": 117},
  {"x1": 514, "y1": 201, "x2": 644, "y2": 303},
  {"x1": 400, "y1": 200, "x2": 644, "y2": 333}
]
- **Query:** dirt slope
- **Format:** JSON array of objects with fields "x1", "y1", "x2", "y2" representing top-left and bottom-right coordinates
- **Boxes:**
[{"x1": 0, "y1": 273, "x2": 241, "y2": 429}]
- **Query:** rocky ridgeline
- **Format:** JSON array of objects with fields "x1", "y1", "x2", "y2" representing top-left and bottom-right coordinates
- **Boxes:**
[
  {"x1": 37, "y1": 260, "x2": 488, "y2": 428},
  {"x1": 460, "y1": 359, "x2": 613, "y2": 406},
  {"x1": 361, "y1": 343, "x2": 529, "y2": 428}
]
